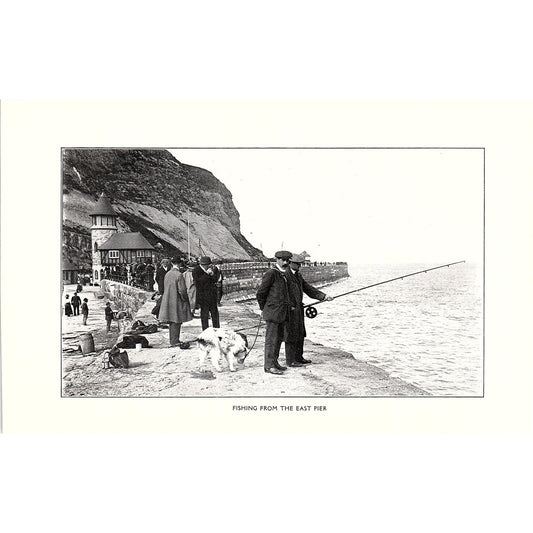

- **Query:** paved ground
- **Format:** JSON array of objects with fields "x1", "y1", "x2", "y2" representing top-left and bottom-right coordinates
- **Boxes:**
[{"x1": 61, "y1": 284, "x2": 429, "y2": 397}]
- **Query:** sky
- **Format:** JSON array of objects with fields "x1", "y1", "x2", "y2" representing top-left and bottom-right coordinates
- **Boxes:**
[{"x1": 170, "y1": 148, "x2": 484, "y2": 266}]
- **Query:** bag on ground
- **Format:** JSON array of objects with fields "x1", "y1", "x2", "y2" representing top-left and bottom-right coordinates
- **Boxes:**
[{"x1": 116, "y1": 335, "x2": 149, "y2": 349}]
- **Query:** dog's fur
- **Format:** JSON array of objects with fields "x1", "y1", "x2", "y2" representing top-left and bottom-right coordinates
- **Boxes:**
[{"x1": 196, "y1": 327, "x2": 249, "y2": 372}]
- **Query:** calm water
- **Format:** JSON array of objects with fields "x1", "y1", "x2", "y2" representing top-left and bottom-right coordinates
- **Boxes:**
[{"x1": 304, "y1": 263, "x2": 483, "y2": 396}]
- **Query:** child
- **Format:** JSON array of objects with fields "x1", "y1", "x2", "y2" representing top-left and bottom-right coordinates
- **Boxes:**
[
  {"x1": 105, "y1": 302, "x2": 114, "y2": 332},
  {"x1": 64, "y1": 295, "x2": 73, "y2": 317},
  {"x1": 81, "y1": 298, "x2": 89, "y2": 325}
]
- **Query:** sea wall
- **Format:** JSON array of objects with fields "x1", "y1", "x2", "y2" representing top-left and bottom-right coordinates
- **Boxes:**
[
  {"x1": 99, "y1": 279, "x2": 153, "y2": 318},
  {"x1": 99, "y1": 262, "x2": 349, "y2": 316},
  {"x1": 219, "y1": 262, "x2": 349, "y2": 301}
]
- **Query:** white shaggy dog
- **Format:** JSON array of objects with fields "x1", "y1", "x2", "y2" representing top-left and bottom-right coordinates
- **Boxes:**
[{"x1": 196, "y1": 327, "x2": 249, "y2": 372}]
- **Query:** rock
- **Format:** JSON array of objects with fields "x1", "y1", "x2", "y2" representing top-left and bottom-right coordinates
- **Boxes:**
[{"x1": 62, "y1": 149, "x2": 265, "y2": 261}]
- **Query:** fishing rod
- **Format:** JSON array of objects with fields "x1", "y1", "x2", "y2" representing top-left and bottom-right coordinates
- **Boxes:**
[{"x1": 303, "y1": 260, "x2": 465, "y2": 318}]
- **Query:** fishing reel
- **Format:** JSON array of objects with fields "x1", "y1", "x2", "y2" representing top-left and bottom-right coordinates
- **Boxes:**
[{"x1": 305, "y1": 306, "x2": 318, "y2": 319}]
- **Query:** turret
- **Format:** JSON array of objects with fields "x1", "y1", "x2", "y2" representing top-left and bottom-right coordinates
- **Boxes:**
[{"x1": 90, "y1": 192, "x2": 118, "y2": 282}]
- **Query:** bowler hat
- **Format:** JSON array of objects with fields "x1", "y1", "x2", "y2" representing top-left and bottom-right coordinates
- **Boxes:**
[
  {"x1": 290, "y1": 253, "x2": 305, "y2": 264},
  {"x1": 275, "y1": 250, "x2": 292, "y2": 260},
  {"x1": 199, "y1": 256, "x2": 212, "y2": 265}
]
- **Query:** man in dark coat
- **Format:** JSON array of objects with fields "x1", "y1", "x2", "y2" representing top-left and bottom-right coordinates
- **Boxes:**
[
  {"x1": 105, "y1": 302, "x2": 114, "y2": 332},
  {"x1": 158, "y1": 257, "x2": 193, "y2": 347},
  {"x1": 146, "y1": 262, "x2": 155, "y2": 291},
  {"x1": 193, "y1": 256, "x2": 221, "y2": 330},
  {"x1": 256, "y1": 250, "x2": 293, "y2": 375},
  {"x1": 285, "y1": 254, "x2": 333, "y2": 366},
  {"x1": 155, "y1": 258, "x2": 171, "y2": 295},
  {"x1": 71, "y1": 292, "x2": 81, "y2": 316}
]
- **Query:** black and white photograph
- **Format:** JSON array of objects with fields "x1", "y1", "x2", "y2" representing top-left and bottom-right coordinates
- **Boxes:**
[
  {"x1": 2, "y1": 5, "x2": 533, "y2": 532},
  {"x1": 61, "y1": 147, "x2": 484, "y2": 398}
]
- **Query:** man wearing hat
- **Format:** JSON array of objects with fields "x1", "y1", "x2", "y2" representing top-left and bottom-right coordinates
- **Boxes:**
[
  {"x1": 285, "y1": 254, "x2": 333, "y2": 366},
  {"x1": 256, "y1": 250, "x2": 293, "y2": 375},
  {"x1": 193, "y1": 256, "x2": 222, "y2": 330},
  {"x1": 158, "y1": 256, "x2": 193, "y2": 347}
]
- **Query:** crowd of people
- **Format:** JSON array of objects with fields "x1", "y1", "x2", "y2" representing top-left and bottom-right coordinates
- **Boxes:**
[
  {"x1": 64, "y1": 251, "x2": 332, "y2": 374},
  {"x1": 154, "y1": 256, "x2": 223, "y2": 347},
  {"x1": 98, "y1": 262, "x2": 156, "y2": 290},
  {"x1": 153, "y1": 250, "x2": 333, "y2": 373}
]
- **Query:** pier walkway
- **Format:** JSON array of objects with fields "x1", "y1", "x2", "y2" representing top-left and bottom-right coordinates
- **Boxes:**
[{"x1": 62, "y1": 284, "x2": 428, "y2": 397}]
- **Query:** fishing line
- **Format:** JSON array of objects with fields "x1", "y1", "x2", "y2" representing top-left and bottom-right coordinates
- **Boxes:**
[
  {"x1": 303, "y1": 260, "x2": 465, "y2": 318},
  {"x1": 232, "y1": 261, "x2": 466, "y2": 340}
]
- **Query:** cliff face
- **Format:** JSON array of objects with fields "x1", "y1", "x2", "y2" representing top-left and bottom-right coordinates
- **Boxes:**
[{"x1": 62, "y1": 149, "x2": 265, "y2": 266}]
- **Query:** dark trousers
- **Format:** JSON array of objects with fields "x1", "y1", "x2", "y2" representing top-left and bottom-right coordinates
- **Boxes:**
[
  {"x1": 106, "y1": 317, "x2": 112, "y2": 332},
  {"x1": 200, "y1": 300, "x2": 220, "y2": 330},
  {"x1": 285, "y1": 338, "x2": 305, "y2": 364},
  {"x1": 169, "y1": 322, "x2": 182, "y2": 346},
  {"x1": 72, "y1": 305, "x2": 80, "y2": 316},
  {"x1": 264, "y1": 321, "x2": 285, "y2": 370}
]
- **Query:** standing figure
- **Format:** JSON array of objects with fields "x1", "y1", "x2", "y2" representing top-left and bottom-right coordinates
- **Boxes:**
[
  {"x1": 135, "y1": 261, "x2": 146, "y2": 287},
  {"x1": 284, "y1": 254, "x2": 333, "y2": 366},
  {"x1": 256, "y1": 250, "x2": 292, "y2": 375},
  {"x1": 193, "y1": 256, "x2": 221, "y2": 330},
  {"x1": 81, "y1": 298, "x2": 89, "y2": 325},
  {"x1": 158, "y1": 257, "x2": 193, "y2": 347},
  {"x1": 118, "y1": 264, "x2": 126, "y2": 283},
  {"x1": 64, "y1": 295, "x2": 73, "y2": 317},
  {"x1": 71, "y1": 292, "x2": 81, "y2": 316},
  {"x1": 146, "y1": 262, "x2": 155, "y2": 291},
  {"x1": 155, "y1": 258, "x2": 171, "y2": 295},
  {"x1": 216, "y1": 267, "x2": 224, "y2": 305},
  {"x1": 183, "y1": 260, "x2": 197, "y2": 315},
  {"x1": 105, "y1": 302, "x2": 114, "y2": 332}
]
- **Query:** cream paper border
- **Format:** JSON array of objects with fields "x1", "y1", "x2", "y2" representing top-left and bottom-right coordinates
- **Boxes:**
[{"x1": 1, "y1": 100, "x2": 531, "y2": 433}]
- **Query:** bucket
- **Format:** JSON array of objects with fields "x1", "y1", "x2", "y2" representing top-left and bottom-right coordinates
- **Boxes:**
[
  {"x1": 79, "y1": 333, "x2": 95, "y2": 355},
  {"x1": 135, "y1": 343, "x2": 142, "y2": 352}
]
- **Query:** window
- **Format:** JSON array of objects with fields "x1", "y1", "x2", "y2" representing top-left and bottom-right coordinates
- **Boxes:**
[
  {"x1": 136, "y1": 250, "x2": 146, "y2": 258},
  {"x1": 109, "y1": 250, "x2": 119, "y2": 259}
]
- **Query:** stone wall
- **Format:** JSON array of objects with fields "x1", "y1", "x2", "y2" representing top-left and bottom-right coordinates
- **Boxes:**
[
  {"x1": 100, "y1": 279, "x2": 153, "y2": 318},
  {"x1": 101, "y1": 262, "x2": 350, "y2": 317},
  {"x1": 219, "y1": 262, "x2": 349, "y2": 301}
]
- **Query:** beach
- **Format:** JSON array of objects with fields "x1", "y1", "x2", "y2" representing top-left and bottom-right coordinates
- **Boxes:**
[{"x1": 62, "y1": 284, "x2": 429, "y2": 397}]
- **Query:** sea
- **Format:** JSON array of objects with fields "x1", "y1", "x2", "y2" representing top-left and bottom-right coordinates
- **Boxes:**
[{"x1": 304, "y1": 262, "x2": 483, "y2": 396}]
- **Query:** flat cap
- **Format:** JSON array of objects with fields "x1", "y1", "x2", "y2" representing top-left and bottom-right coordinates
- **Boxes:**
[
  {"x1": 275, "y1": 250, "x2": 292, "y2": 260},
  {"x1": 199, "y1": 256, "x2": 212, "y2": 265},
  {"x1": 289, "y1": 253, "x2": 305, "y2": 263}
]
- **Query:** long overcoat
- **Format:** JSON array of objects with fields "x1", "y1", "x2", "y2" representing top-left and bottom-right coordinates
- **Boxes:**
[
  {"x1": 285, "y1": 268, "x2": 326, "y2": 341},
  {"x1": 158, "y1": 267, "x2": 193, "y2": 324},
  {"x1": 256, "y1": 268, "x2": 290, "y2": 323}
]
